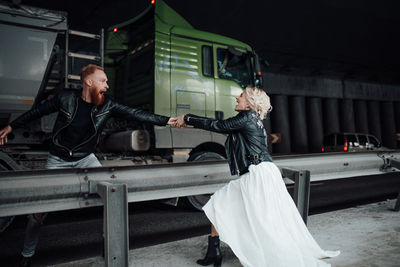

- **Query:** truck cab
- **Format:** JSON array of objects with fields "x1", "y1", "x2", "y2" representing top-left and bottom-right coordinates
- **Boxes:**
[{"x1": 104, "y1": 0, "x2": 263, "y2": 160}]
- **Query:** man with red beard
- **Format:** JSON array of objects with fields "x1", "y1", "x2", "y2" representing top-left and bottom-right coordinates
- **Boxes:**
[{"x1": 0, "y1": 64, "x2": 177, "y2": 266}]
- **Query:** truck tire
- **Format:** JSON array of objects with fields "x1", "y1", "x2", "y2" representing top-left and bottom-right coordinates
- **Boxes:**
[{"x1": 184, "y1": 151, "x2": 225, "y2": 211}]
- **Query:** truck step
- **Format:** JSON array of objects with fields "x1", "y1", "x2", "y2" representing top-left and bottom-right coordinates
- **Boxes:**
[
  {"x1": 69, "y1": 29, "x2": 101, "y2": 40},
  {"x1": 67, "y1": 74, "x2": 81, "y2": 80},
  {"x1": 67, "y1": 52, "x2": 101, "y2": 61}
]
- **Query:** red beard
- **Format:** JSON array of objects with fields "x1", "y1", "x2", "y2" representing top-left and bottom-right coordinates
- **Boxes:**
[{"x1": 90, "y1": 87, "x2": 105, "y2": 106}]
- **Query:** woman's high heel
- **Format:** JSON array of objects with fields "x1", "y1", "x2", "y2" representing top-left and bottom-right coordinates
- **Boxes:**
[{"x1": 196, "y1": 235, "x2": 222, "y2": 266}]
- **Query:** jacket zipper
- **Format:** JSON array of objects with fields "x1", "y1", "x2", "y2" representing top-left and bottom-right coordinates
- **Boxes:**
[
  {"x1": 60, "y1": 108, "x2": 71, "y2": 117},
  {"x1": 232, "y1": 135, "x2": 240, "y2": 175},
  {"x1": 53, "y1": 97, "x2": 79, "y2": 156},
  {"x1": 96, "y1": 110, "x2": 109, "y2": 117}
]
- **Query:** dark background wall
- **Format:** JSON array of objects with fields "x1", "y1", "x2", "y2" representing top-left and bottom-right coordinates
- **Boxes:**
[
  {"x1": 264, "y1": 73, "x2": 400, "y2": 153},
  {"x1": 15, "y1": 0, "x2": 400, "y2": 85}
]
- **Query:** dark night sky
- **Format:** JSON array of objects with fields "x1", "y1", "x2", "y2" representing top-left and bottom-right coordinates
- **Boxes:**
[{"x1": 11, "y1": 0, "x2": 400, "y2": 84}]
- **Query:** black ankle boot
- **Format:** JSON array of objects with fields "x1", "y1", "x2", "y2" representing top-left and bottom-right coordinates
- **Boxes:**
[{"x1": 196, "y1": 235, "x2": 222, "y2": 266}]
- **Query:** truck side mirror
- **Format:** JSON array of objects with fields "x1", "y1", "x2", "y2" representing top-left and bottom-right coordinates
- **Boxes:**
[{"x1": 254, "y1": 53, "x2": 263, "y2": 88}]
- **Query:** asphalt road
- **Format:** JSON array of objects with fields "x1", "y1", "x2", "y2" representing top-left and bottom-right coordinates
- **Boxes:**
[{"x1": 0, "y1": 173, "x2": 399, "y2": 267}]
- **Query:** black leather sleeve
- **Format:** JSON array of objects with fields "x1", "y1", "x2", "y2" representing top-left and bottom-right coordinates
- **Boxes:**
[
  {"x1": 10, "y1": 95, "x2": 60, "y2": 129},
  {"x1": 184, "y1": 112, "x2": 247, "y2": 134},
  {"x1": 111, "y1": 102, "x2": 170, "y2": 126}
]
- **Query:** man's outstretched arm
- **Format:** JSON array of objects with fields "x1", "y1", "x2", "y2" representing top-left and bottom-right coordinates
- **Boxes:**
[
  {"x1": 0, "y1": 95, "x2": 60, "y2": 146},
  {"x1": 111, "y1": 102, "x2": 172, "y2": 126},
  {"x1": 9, "y1": 95, "x2": 60, "y2": 129}
]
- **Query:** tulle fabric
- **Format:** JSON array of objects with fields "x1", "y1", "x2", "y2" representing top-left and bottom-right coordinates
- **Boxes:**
[{"x1": 203, "y1": 162, "x2": 340, "y2": 267}]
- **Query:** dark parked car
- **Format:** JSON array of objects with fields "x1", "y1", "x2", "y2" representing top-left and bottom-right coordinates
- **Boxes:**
[{"x1": 322, "y1": 133, "x2": 383, "y2": 152}]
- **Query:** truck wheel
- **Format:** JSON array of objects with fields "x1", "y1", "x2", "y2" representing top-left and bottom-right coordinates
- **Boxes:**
[{"x1": 184, "y1": 151, "x2": 225, "y2": 211}]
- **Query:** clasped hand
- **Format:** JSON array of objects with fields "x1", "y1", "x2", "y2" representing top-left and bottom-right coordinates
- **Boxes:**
[
  {"x1": 167, "y1": 115, "x2": 186, "y2": 129},
  {"x1": 0, "y1": 125, "x2": 12, "y2": 146}
]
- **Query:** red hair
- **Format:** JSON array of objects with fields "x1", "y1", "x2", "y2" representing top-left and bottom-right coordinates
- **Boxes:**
[{"x1": 80, "y1": 64, "x2": 104, "y2": 82}]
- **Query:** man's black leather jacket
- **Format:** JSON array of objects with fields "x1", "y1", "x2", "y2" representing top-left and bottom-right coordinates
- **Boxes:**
[
  {"x1": 184, "y1": 110, "x2": 272, "y2": 175},
  {"x1": 10, "y1": 89, "x2": 170, "y2": 160}
]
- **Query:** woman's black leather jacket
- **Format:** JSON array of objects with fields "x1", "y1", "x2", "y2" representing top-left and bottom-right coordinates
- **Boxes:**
[
  {"x1": 184, "y1": 110, "x2": 272, "y2": 175},
  {"x1": 10, "y1": 89, "x2": 170, "y2": 160}
]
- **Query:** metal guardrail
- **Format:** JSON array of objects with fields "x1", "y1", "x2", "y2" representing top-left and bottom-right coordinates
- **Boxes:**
[
  {"x1": 0, "y1": 161, "x2": 311, "y2": 267},
  {"x1": 275, "y1": 151, "x2": 400, "y2": 181},
  {"x1": 0, "y1": 162, "x2": 310, "y2": 219},
  {"x1": 2, "y1": 151, "x2": 399, "y2": 266},
  {"x1": 0, "y1": 161, "x2": 230, "y2": 216}
]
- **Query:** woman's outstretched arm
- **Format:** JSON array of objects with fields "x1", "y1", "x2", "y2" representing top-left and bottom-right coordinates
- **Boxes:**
[{"x1": 177, "y1": 113, "x2": 247, "y2": 134}]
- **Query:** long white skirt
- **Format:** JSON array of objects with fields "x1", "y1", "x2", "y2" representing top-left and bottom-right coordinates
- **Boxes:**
[{"x1": 203, "y1": 162, "x2": 340, "y2": 267}]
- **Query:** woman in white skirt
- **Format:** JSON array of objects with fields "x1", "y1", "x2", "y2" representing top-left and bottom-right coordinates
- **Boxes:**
[{"x1": 177, "y1": 87, "x2": 340, "y2": 267}]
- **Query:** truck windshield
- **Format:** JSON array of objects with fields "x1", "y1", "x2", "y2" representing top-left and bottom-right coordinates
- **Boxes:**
[{"x1": 217, "y1": 48, "x2": 254, "y2": 88}]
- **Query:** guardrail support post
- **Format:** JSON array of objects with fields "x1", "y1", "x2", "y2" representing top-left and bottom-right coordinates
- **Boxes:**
[
  {"x1": 97, "y1": 182, "x2": 129, "y2": 267},
  {"x1": 385, "y1": 158, "x2": 400, "y2": 211},
  {"x1": 281, "y1": 168, "x2": 311, "y2": 225},
  {"x1": 394, "y1": 192, "x2": 400, "y2": 211},
  {"x1": 294, "y1": 170, "x2": 311, "y2": 224}
]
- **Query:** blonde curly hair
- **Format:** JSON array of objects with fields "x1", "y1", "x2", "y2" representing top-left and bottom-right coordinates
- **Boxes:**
[{"x1": 245, "y1": 86, "x2": 272, "y2": 119}]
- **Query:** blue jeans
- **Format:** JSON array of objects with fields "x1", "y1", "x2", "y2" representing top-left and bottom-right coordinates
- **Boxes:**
[
  {"x1": 0, "y1": 153, "x2": 101, "y2": 257},
  {"x1": 45, "y1": 153, "x2": 102, "y2": 169}
]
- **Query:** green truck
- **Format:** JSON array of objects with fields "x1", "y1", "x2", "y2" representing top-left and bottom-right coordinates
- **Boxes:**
[{"x1": 103, "y1": 0, "x2": 263, "y2": 157}]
